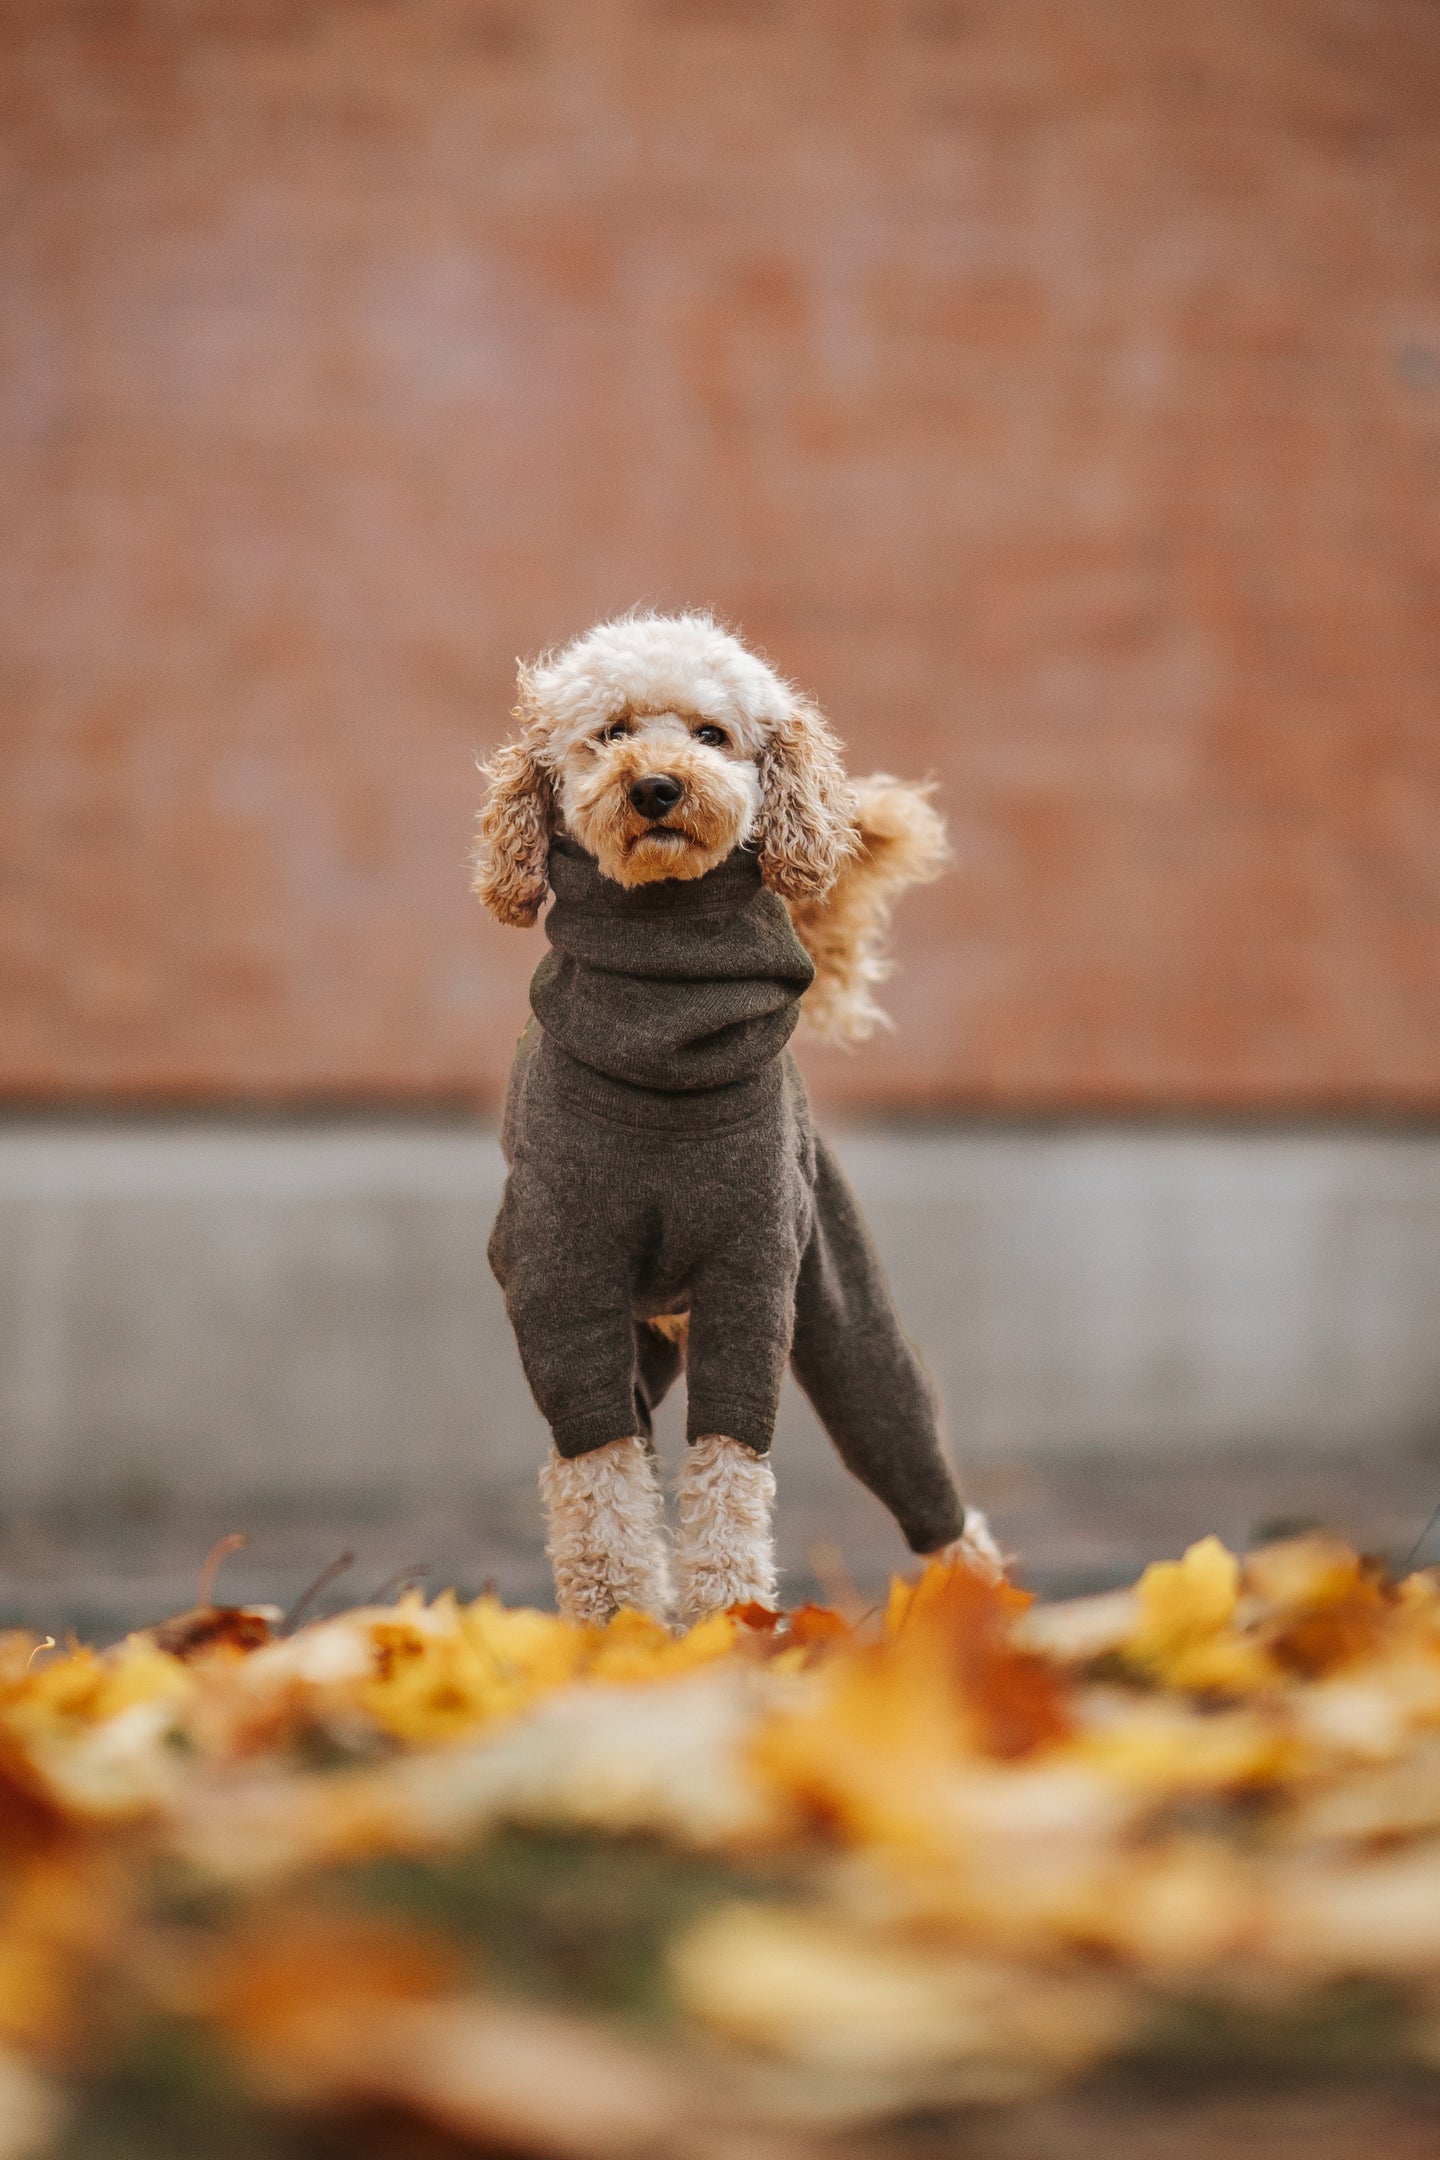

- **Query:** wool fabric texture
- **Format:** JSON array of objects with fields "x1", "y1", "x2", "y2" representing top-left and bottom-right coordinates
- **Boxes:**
[{"x1": 489, "y1": 837, "x2": 967, "y2": 1555}]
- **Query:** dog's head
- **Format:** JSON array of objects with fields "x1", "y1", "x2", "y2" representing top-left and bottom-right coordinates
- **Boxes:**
[{"x1": 473, "y1": 613, "x2": 858, "y2": 925}]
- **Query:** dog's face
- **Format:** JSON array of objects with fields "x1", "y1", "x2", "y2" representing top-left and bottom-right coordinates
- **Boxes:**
[
  {"x1": 555, "y1": 703, "x2": 764, "y2": 888},
  {"x1": 473, "y1": 613, "x2": 859, "y2": 927}
]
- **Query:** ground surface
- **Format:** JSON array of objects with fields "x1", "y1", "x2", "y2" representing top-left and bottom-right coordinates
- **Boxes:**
[
  {"x1": 851, "y1": 2080, "x2": 1440, "y2": 2159},
  {"x1": 3, "y1": 1447, "x2": 1437, "y2": 1643},
  {"x1": 8, "y1": 1454, "x2": 1440, "y2": 2158}
]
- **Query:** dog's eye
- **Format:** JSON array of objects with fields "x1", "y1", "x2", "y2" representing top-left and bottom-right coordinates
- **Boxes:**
[
  {"x1": 694, "y1": 724, "x2": 727, "y2": 748},
  {"x1": 598, "y1": 720, "x2": 630, "y2": 743}
]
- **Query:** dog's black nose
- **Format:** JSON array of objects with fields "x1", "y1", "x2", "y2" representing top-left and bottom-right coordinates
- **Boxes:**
[{"x1": 629, "y1": 773, "x2": 684, "y2": 820}]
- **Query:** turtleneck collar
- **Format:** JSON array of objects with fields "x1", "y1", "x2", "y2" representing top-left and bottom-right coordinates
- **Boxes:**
[{"x1": 528, "y1": 837, "x2": 815, "y2": 1092}]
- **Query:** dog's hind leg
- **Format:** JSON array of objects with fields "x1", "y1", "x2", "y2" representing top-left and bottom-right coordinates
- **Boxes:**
[
  {"x1": 674, "y1": 1433, "x2": 777, "y2": 1625},
  {"x1": 539, "y1": 1435, "x2": 673, "y2": 1625},
  {"x1": 790, "y1": 1134, "x2": 973, "y2": 1562}
]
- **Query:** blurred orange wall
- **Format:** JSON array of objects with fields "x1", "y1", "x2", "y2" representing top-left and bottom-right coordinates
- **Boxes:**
[{"x1": 4, "y1": 0, "x2": 1439, "y2": 1113}]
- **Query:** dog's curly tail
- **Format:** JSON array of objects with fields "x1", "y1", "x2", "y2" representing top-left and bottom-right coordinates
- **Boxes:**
[{"x1": 786, "y1": 774, "x2": 949, "y2": 1047}]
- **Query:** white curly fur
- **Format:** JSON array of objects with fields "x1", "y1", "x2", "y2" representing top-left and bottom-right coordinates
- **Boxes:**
[
  {"x1": 525, "y1": 611, "x2": 792, "y2": 764},
  {"x1": 538, "y1": 1437, "x2": 673, "y2": 1625},
  {"x1": 674, "y1": 1433, "x2": 778, "y2": 1625}
]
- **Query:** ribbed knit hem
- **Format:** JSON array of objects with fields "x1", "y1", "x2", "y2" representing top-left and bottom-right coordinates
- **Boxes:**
[
  {"x1": 550, "y1": 1401, "x2": 646, "y2": 1459},
  {"x1": 685, "y1": 1395, "x2": 777, "y2": 1455}
]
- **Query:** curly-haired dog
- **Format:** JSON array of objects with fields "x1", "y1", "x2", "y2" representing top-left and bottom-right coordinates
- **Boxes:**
[{"x1": 474, "y1": 613, "x2": 1000, "y2": 1624}]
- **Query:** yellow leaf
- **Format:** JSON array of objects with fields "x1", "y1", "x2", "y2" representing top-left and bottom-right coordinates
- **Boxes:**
[{"x1": 1124, "y1": 1537, "x2": 1274, "y2": 1693}]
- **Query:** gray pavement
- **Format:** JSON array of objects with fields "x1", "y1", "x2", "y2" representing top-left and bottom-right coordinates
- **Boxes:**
[{"x1": 3, "y1": 1444, "x2": 1437, "y2": 1645}]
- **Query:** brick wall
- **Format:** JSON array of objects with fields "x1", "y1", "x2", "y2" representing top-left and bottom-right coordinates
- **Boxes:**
[{"x1": 4, "y1": 0, "x2": 1439, "y2": 1112}]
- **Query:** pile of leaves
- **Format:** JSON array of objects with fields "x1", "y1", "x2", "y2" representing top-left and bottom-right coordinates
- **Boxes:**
[{"x1": 3, "y1": 1532, "x2": 1440, "y2": 2156}]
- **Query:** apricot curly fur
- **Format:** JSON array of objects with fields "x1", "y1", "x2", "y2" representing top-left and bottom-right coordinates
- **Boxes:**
[
  {"x1": 788, "y1": 773, "x2": 950, "y2": 1045},
  {"x1": 752, "y1": 695, "x2": 860, "y2": 905},
  {"x1": 471, "y1": 670, "x2": 554, "y2": 928}
]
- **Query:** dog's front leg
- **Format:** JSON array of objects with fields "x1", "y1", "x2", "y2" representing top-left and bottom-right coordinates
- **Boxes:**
[
  {"x1": 674, "y1": 1434, "x2": 777, "y2": 1625},
  {"x1": 540, "y1": 1436, "x2": 673, "y2": 1626},
  {"x1": 673, "y1": 1276, "x2": 790, "y2": 1624}
]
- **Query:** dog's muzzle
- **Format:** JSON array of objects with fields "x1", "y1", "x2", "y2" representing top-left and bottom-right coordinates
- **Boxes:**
[{"x1": 629, "y1": 773, "x2": 684, "y2": 821}]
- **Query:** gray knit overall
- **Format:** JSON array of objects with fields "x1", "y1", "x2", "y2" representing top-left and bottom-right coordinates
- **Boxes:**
[{"x1": 488, "y1": 836, "x2": 967, "y2": 1555}]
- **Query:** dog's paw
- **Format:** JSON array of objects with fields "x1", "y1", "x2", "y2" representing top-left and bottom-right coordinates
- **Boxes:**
[{"x1": 930, "y1": 1507, "x2": 1008, "y2": 1586}]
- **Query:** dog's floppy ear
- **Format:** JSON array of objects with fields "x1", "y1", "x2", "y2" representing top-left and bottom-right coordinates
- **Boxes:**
[
  {"x1": 472, "y1": 669, "x2": 554, "y2": 927},
  {"x1": 754, "y1": 693, "x2": 860, "y2": 903}
]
